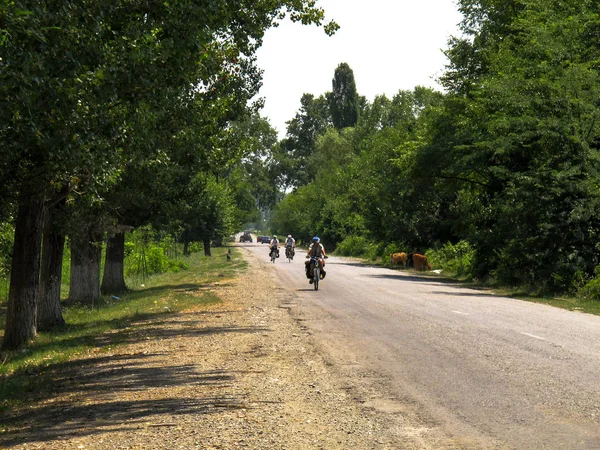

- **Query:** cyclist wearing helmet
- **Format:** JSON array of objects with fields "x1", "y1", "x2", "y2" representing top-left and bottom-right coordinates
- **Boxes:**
[
  {"x1": 305, "y1": 236, "x2": 327, "y2": 283},
  {"x1": 285, "y1": 234, "x2": 296, "y2": 259},
  {"x1": 269, "y1": 235, "x2": 280, "y2": 259}
]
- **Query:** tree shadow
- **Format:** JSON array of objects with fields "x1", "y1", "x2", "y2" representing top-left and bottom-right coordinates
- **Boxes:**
[
  {"x1": 328, "y1": 260, "x2": 378, "y2": 268},
  {"x1": 0, "y1": 320, "x2": 269, "y2": 447},
  {"x1": 429, "y1": 290, "x2": 509, "y2": 298},
  {"x1": 127, "y1": 283, "x2": 232, "y2": 297},
  {"x1": 5, "y1": 320, "x2": 269, "y2": 370},
  {"x1": 2, "y1": 394, "x2": 246, "y2": 447},
  {"x1": 364, "y1": 273, "x2": 461, "y2": 285},
  {"x1": 60, "y1": 282, "x2": 229, "y2": 309}
]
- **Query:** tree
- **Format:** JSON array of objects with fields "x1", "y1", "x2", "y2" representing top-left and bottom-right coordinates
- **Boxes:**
[
  {"x1": 179, "y1": 174, "x2": 237, "y2": 256},
  {"x1": 37, "y1": 186, "x2": 69, "y2": 330},
  {"x1": 329, "y1": 63, "x2": 360, "y2": 130},
  {"x1": 436, "y1": 0, "x2": 600, "y2": 288},
  {"x1": 1, "y1": 0, "x2": 337, "y2": 350},
  {"x1": 277, "y1": 93, "x2": 331, "y2": 188}
]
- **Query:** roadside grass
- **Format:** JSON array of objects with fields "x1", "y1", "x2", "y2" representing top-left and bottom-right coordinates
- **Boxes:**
[
  {"x1": 0, "y1": 247, "x2": 246, "y2": 414},
  {"x1": 367, "y1": 256, "x2": 600, "y2": 316},
  {"x1": 484, "y1": 286, "x2": 600, "y2": 316}
]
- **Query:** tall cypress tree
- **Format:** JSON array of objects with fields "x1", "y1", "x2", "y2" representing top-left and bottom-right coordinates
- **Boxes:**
[{"x1": 329, "y1": 63, "x2": 359, "y2": 130}]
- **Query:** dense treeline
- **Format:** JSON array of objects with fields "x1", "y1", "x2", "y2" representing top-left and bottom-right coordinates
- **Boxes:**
[
  {"x1": 272, "y1": 0, "x2": 600, "y2": 296},
  {"x1": 0, "y1": 1, "x2": 336, "y2": 350}
]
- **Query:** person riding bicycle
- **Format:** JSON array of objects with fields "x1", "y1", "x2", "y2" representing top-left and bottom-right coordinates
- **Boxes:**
[
  {"x1": 305, "y1": 236, "x2": 327, "y2": 283},
  {"x1": 269, "y1": 235, "x2": 280, "y2": 259},
  {"x1": 285, "y1": 234, "x2": 296, "y2": 259}
]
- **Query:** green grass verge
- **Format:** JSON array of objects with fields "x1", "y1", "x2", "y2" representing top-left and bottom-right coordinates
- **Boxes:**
[{"x1": 0, "y1": 247, "x2": 246, "y2": 415}]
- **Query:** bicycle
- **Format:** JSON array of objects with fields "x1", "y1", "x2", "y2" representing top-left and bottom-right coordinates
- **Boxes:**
[
  {"x1": 270, "y1": 246, "x2": 278, "y2": 263},
  {"x1": 285, "y1": 246, "x2": 294, "y2": 263},
  {"x1": 310, "y1": 256, "x2": 321, "y2": 290}
]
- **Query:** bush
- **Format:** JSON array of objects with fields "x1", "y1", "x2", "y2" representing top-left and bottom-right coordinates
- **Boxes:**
[
  {"x1": 335, "y1": 235, "x2": 378, "y2": 258},
  {"x1": 124, "y1": 227, "x2": 189, "y2": 283},
  {"x1": 578, "y1": 266, "x2": 600, "y2": 300},
  {"x1": 365, "y1": 241, "x2": 387, "y2": 261},
  {"x1": 426, "y1": 241, "x2": 475, "y2": 277}
]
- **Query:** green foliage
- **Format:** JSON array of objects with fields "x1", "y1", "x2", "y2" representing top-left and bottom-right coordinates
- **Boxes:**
[
  {"x1": 277, "y1": 93, "x2": 332, "y2": 188},
  {"x1": 0, "y1": 221, "x2": 14, "y2": 300},
  {"x1": 181, "y1": 173, "x2": 237, "y2": 245},
  {"x1": 124, "y1": 227, "x2": 187, "y2": 286},
  {"x1": 1, "y1": 0, "x2": 339, "y2": 350},
  {"x1": 426, "y1": 241, "x2": 475, "y2": 277},
  {"x1": 335, "y1": 235, "x2": 377, "y2": 258},
  {"x1": 329, "y1": 63, "x2": 360, "y2": 130},
  {"x1": 578, "y1": 267, "x2": 600, "y2": 301},
  {"x1": 271, "y1": 184, "x2": 322, "y2": 244},
  {"x1": 433, "y1": 0, "x2": 600, "y2": 290}
]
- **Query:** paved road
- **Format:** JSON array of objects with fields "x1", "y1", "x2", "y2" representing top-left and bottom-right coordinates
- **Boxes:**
[{"x1": 243, "y1": 242, "x2": 600, "y2": 449}]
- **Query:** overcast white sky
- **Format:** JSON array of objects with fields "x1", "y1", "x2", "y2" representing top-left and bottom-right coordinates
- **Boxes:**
[{"x1": 254, "y1": 0, "x2": 464, "y2": 138}]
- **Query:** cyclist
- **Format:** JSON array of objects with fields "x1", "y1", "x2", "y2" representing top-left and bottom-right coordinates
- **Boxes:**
[
  {"x1": 285, "y1": 234, "x2": 296, "y2": 259},
  {"x1": 269, "y1": 235, "x2": 280, "y2": 259},
  {"x1": 305, "y1": 236, "x2": 327, "y2": 283}
]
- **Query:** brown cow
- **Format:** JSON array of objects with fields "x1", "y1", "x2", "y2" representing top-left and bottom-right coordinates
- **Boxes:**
[
  {"x1": 390, "y1": 252, "x2": 407, "y2": 267},
  {"x1": 412, "y1": 253, "x2": 431, "y2": 271}
]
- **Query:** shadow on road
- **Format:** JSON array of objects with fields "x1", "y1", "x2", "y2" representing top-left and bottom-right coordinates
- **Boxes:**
[
  {"x1": 363, "y1": 273, "x2": 461, "y2": 285},
  {"x1": 430, "y1": 290, "x2": 504, "y2": 298}
]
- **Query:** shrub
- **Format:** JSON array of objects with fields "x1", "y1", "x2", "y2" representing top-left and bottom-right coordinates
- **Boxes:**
[
  {"x1": 365, "y1": 241, "x2": 387, "y2": 261},
  {"x1": 335, "y1": 235, "x2": 378, "y2": 258},
  {"x1": 124, "y1": 226, "x2": 189, "y2": 283},
  {"x1": 578, "y1": 266, "x2": 600, "y2": 300},
  {"x1": 427, "y1": 241, "x2": 475, "y2": 277}
]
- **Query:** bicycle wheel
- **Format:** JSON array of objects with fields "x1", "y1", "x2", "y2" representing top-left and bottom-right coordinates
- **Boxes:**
[{"x1": 313, "y1": 266, "x2": 319, "y2": 290}]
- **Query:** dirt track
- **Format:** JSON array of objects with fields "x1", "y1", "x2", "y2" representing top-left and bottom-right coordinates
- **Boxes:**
[{"x1": 2, "y1": 247, "x2": 410, "y2": 449}]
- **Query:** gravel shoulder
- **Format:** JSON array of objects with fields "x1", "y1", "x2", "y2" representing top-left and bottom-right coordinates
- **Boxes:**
[{"x1": 2, "y1": 247, "x2": 410, "y2": 449}]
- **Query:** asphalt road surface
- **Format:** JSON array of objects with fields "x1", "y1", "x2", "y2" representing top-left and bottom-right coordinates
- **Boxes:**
[{"x1": 243, "y1": 242, "x2": 600, "y2": 449}]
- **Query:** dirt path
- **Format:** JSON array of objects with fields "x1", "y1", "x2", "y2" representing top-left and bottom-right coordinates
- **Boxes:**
[{"x1": 2, "y1": 248, "x2": 407, "y2": 449}]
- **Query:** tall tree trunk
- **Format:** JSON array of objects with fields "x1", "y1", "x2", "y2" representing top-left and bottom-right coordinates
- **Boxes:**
[
  {"x1": 101, "y1": 232, "x2": 127, "y2": 295},
  {"x1": 2, "y1": 192, "x2": 45, "y2": 350},
  {"x1": 69, "y1": 229, "x2": 102, "y2": 306},
  {"x1": 37, "y1": 202, "x2": 66, "y2": 331},
  {"x1": 203, "y1": 238, "x2": 211, "y2": 256}
]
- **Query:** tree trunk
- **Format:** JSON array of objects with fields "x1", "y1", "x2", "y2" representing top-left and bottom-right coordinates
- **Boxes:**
[
  {"x1": 2, "y1": 192, "x2": 45, "y2": 350},
  {"x1": 101, "y1": 232, "x2": 127, "y2": 295},
  {"x1": 69, "y1": 229, "x2": 102, "y2": 306},
  {"x1": 203, "y1": 238, "x2": 211, "y2": 256},
  {"x1": 37, "y1": 201, "x2": 66, "y2": 331},
  {"x1": 183, "y1": 240, "x2": 190, "y2": 256}
]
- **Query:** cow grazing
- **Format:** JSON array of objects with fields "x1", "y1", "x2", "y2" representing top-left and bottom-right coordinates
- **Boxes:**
[
  {"x1": 390, "y1": 252, "x2": 407, "y2": 267},
  {"x1": 412, "y1": 253, "x2": 431, "y2": 271}
]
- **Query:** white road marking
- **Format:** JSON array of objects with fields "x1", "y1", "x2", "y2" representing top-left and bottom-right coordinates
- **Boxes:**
[
  {"x1": 521, "y1": 332, "x2": 546, "y2": 341},
  {"x1": 452, "y1": 310, "x2": 469, "y2": 315}
]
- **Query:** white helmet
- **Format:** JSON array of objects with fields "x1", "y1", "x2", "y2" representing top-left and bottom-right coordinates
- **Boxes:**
[{"x1": 288, "y1": 235, "x2": 292, "y2": 238}]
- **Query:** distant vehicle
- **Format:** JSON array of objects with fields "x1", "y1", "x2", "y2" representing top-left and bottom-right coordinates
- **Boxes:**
[
  {"x1": 260, "y1": 236, "x2": 271, "y2": 244},
  {"x1": 239, "y1": 231, "x2": 252, "y2": 243}
]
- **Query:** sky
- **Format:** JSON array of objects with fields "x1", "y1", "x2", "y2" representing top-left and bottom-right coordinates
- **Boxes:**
[{"x1": 254, "y1": 0, "x2": 464, "y2": 138}]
